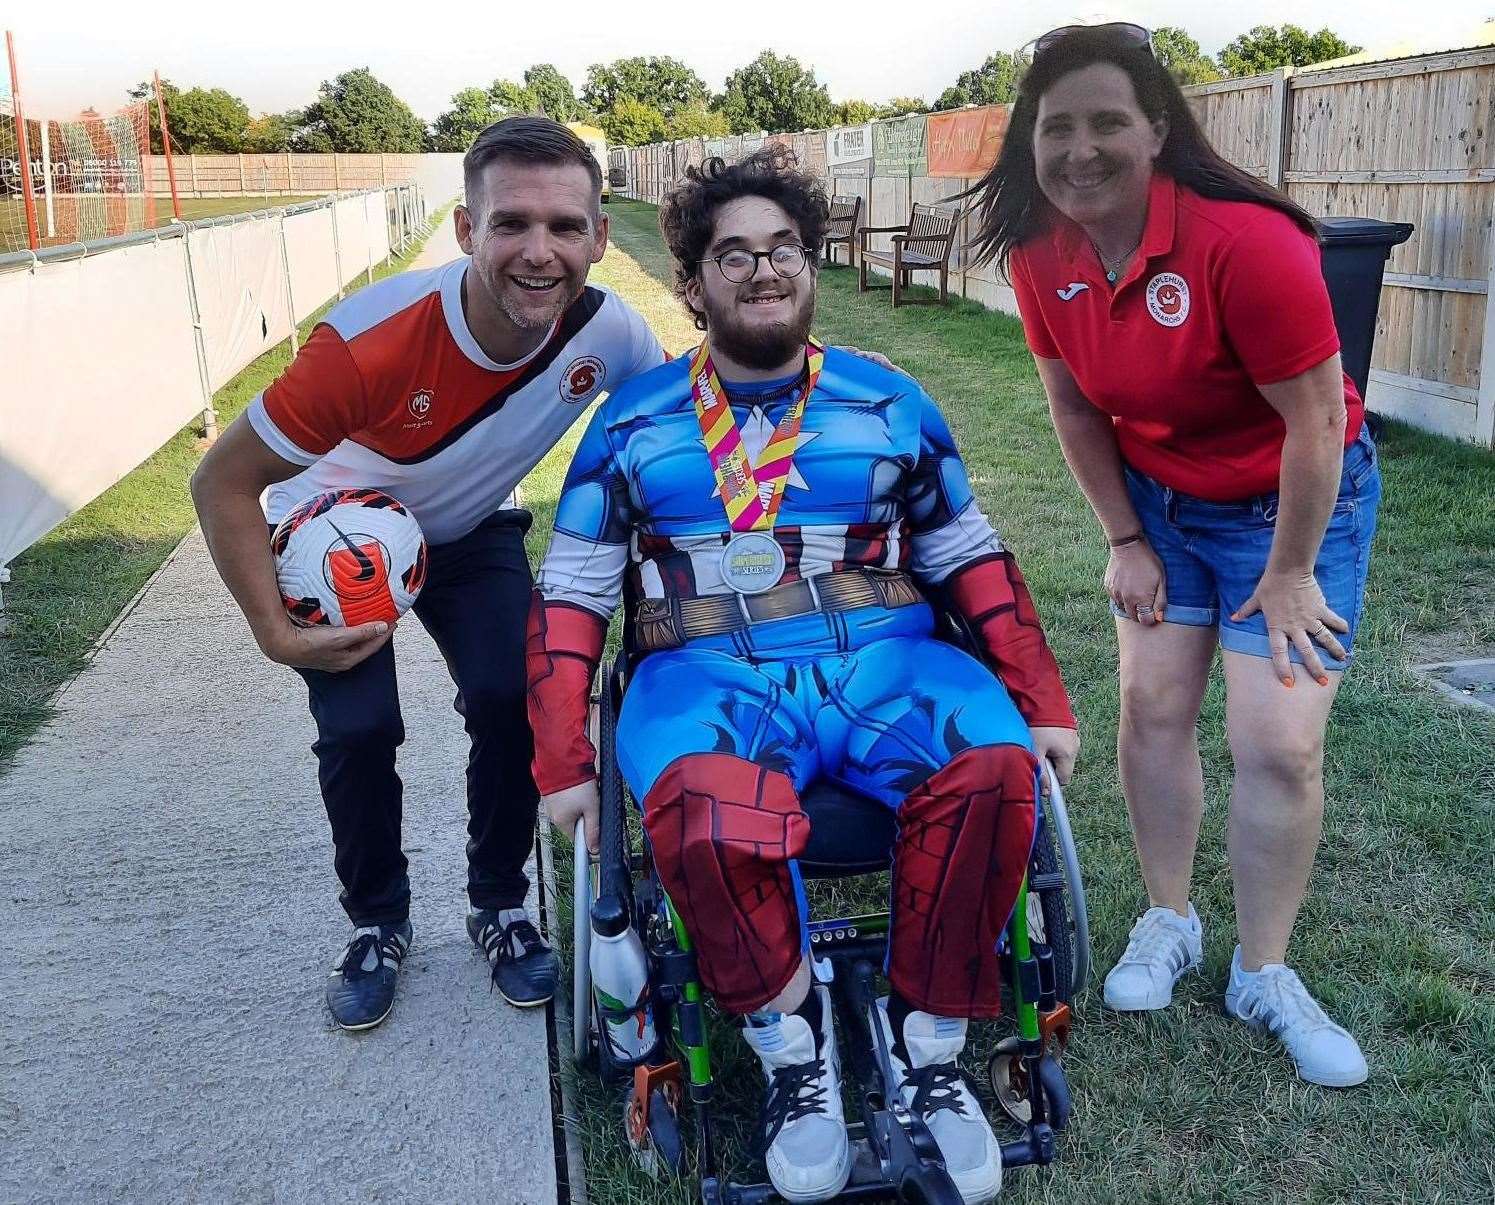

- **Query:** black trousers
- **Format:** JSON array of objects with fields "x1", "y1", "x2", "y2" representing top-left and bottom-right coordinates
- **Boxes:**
[{"x1": 294, "y1": 509, "x2": 538, "y2": 926}]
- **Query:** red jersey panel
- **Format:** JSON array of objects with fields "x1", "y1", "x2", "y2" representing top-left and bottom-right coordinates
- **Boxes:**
[
  {"x1": 1010, "y1": 173, "x2": 1362, "y2": 501},
  {"x1": 248, "y1": 257, "x2": 664, "y2": 544}
]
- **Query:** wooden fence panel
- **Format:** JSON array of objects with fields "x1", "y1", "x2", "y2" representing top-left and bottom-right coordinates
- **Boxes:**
[{"x1": 1185, "y1": 80, "x2": 1273, "y2": 179}]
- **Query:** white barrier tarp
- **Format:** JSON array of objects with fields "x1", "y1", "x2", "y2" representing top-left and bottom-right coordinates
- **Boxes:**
[
  {"x1": 0, "y1": 239, "x2": 203, "y2": 565},
  {"x1": 333, "y1": 196, "x2": 370, "y2": 290},
  {"x1": 282, "y1": 205, "x2": 338, "y2": 324},
  {"x1": 415, "y1": 153, "x2": 464, "y2": 207},
  {"x1": 189, "y1": 217, "x2": 295, "y2": 394},
  {"x1": 363, "y1": 191, "x2": 391, "y2": 274}
]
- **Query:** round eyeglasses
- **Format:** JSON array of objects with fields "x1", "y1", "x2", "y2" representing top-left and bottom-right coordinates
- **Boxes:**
[{"x1": 700, "y1": 243, "x2": 810, "y2": 284}]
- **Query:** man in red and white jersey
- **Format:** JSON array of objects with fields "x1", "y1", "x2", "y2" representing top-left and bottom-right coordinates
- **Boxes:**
[{"x1": 191, "y1": 118, "x2": 664, "y2": 1031}]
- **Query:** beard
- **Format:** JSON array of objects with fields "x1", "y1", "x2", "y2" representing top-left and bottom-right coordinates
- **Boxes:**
[
  {"x1": 474, "y1": 260, "x2": 584, "y2": 332},
  {"x1": 704, "y1": 286, "x2": 816, "y2": 370}
]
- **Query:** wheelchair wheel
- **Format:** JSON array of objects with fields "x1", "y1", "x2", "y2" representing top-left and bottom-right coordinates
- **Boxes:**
[
  {"x1": 1027, "y1": 816, "x2": 1074, "y2": 1005},
  {"x1": 1043, "y1": 762, "x2": 1090, "y2": 996},
  {"x1": 987, "y1": 1037, "x2": 1071, "y2": 1130},
  {"x1": 572, "y1": 819, "x2": 593, "y2": 1066}
]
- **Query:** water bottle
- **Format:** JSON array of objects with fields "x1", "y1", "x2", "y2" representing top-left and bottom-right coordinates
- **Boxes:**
[{"x1": 589, "y1": 923, "x2": 658, "y2": 1063}]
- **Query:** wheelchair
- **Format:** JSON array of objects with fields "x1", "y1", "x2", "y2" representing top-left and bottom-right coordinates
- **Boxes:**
[{"x1": 569, "y1": 603, "x2": 1090, "y2": 1204}]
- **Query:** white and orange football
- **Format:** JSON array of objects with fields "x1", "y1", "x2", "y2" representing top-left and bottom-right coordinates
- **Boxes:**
[{"x1": 271, "y1": 489, "x2": 427, "y2": 627}]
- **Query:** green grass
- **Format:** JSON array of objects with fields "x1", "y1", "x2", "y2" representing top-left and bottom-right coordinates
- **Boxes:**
[
  {"x1": 0, "y1": 205, "x2": 453, "y2": 775},
  {"x1": 2, "y1": 195, "x2": 327, "y2": 253},
  {"x1": 537, "y1": 201, "x2": 1495, "y2": 1205}
]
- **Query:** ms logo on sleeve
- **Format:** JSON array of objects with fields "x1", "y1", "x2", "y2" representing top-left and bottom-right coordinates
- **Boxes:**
[{"x1": 1146, "y1": 273, "x2": 1190, "y2": 328}]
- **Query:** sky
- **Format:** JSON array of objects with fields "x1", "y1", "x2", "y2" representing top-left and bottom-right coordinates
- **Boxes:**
[{"x1": 9, "y1": 0, "x2": 1494, "y2": 123}]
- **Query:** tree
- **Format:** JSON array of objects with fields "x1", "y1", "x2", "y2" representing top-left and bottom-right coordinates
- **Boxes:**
[
  {"x1": 293, "y1": 67, "x2": 427, "y2": 153},
  {"x1": 1219, "y1": 25, "x2": 1360, "y2": 76},
  {"x1": 128, "y1": 78, "x2": 178, "y2": 153},
  {"x1": 667, "y1": 100, "x2": 730, "y2": 140},
  {"x1": 431, "y1": 87, "x2": 500, "y2": 152},
  {"x1": 1151, "y1": 27, "x2": 1223, "y2": 85},
  {"x1": 242, "y1": 112, "x2": 294, "y2": 154},
  {"x1": 582, "y1": 56, "x2": 710, "y2": 119},
  {"x1": 718, "y1": 51, "x2": 836, "y2": 134},
  {"x1": 933, "y1": 50, "x2": 1028, "y2": 111},
  {"x1": 836, "y1": 100, "x2": 878, "y2": 125},
  {"x1": 878, "y1": 97, "x2": 927, "y2": 118},
  {"x1": 523, "y1": 64, "x2": 587, "y2": 123},
  {"x1": 603, "y1": 96, "x2": 668, "y2": 146},
  {"x1": 129, "y1": 80, "x2": 252, "y2": 152},
  {"x1": 490, "y1": 79, "x2": 539, "y2": 115}
]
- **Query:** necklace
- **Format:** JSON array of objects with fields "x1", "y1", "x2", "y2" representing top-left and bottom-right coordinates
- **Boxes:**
[{"x1": 1093, "y1": 237, "x2": 1142, "y2": 285}]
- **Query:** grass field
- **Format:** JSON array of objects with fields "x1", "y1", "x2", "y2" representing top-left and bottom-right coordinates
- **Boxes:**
[
  {"x1": 532, "y1": 201, "x2": 1495, "y2": 1205},
  {"x1": 0, "y1": 204, "x2": 451, "y2": 775},
  {"x1": 2, "y1": 194, "x2": 325, "y2": 254}
]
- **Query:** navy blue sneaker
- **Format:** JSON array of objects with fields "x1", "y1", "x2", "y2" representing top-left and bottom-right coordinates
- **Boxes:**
[
  {"x1": 467, "y1": 908, "x2": 559, "y2": 1007},
  {"x1": 325, "y1": 921, "x2": 412, "y2": 1031}
]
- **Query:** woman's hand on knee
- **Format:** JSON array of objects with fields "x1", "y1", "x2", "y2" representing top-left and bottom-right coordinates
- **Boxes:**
[
  {"x1": 1105, "y1": 540, "x2": 1167, "y2": 625},
  {"x1": 1232, "y1": 570, "x2": 1349, "y2": 687},
  {"x1": 542, "y1": 780, "x2": 600, "y2": 854},
  {"x1": 1030, "y1": 725, "x2": 1079, "y2": 786}
]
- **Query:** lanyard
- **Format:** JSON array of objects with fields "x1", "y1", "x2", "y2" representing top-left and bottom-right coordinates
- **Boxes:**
[{"x1": 689, "y1": 338, "x2": 823, "y2": 532}]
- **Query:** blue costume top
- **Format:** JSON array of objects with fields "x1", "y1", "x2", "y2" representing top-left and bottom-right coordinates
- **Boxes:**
[{"x1": 536, "y1": 347, "x2": 1006, "y2": 658}]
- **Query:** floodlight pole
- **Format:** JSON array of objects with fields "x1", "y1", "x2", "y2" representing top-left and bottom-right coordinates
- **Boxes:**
[
  {"x1": 6, "y1": 31, "x2": 40, "y2": 250},
  {"x1": 154, "y1": 70, "x2": 182, "y2": 221}
]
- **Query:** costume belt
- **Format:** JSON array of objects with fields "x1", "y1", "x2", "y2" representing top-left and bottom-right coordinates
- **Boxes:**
[{"x1": 635, "y1": 568, "x2": 925, "y2": 652}]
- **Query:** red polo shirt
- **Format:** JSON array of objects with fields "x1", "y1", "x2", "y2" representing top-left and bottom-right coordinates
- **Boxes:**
[{"x1": 1009, "y1": 173, "x2": 1362, "y2": 501}]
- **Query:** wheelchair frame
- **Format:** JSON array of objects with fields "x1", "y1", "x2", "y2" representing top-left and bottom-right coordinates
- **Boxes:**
[{"x1": 571, "y1": 611, "x2": 1090, "y2": 1204}]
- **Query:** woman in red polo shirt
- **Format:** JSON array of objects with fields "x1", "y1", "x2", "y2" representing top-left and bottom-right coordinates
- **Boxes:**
[{"x1": 969, "y1": 24, "x2": 1381, "y2": 1087}]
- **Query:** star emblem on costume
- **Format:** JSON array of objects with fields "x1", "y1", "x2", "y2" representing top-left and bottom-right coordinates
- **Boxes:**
[{"x1": 703, "y1": 405, "x2": 821, "y2": 495}]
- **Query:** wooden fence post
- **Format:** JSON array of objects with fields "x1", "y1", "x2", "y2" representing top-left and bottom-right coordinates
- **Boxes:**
[
  {"x1": 1265, "y1": 67, "x2": 1294, "y2": 188},
  {"x1": 238, "y1": 152, "x2": 247, "y2": 194},
  {"x1": 188, "y1": 154, "x2": 197, "y2": 197},
  {"x1": 285, "y1": 150, "x2": 293, "y2": 194},
  {"x1": 1477, "y1": 237, "x2": 1495, "y2": 449}
]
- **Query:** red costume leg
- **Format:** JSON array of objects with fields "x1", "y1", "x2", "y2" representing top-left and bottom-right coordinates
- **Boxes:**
[
  {"x1": 888, "y1": 743, "x2": 1039, "y2": 1019},
  {"x1": 641, "y1": 752, "x2": 810, "y2": 1014}
]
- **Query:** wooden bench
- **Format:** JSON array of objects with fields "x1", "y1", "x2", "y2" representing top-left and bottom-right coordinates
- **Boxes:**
[
  {"x1": 857, "y1": 203, "x2": 959, "y2": 306},
  {"x1": 823, "y1": 195, "x2": 862, "y2": 267}
]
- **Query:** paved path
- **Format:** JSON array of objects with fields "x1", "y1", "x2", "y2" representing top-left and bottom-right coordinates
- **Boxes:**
[{"x1": 0, "y1": 217, "x2": 562, "y2": 1204}]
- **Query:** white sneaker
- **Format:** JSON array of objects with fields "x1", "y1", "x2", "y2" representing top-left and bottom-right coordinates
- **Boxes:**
[
  {"x1": 872, "y1": 998, "x2": 1001, "y2": 1205},
  {"x1": 1224, "y1": 946, "x2": 1368, "y2": 1087},
  {"x1": 740, "y1": 986, "x2": 851, "y2": 1203},
  {"x1": 1103, "y1": 904, "x2": 1203, "y2": 1011}
]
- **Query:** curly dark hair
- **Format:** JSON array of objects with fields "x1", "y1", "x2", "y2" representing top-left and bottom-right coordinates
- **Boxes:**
[{"x1": 659, "y1": 147, "x2": 830, "y2": 331}]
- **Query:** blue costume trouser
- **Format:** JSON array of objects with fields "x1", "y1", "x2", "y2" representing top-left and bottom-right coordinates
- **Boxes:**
[{"x1": 618, "y1": 636, "x2": 1040, "y2": 1016}]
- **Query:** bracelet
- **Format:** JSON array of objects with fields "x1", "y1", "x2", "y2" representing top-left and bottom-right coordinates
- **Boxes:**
[{"x1": 1108, "y1": 531, "x2": 1145, "y2": 549}]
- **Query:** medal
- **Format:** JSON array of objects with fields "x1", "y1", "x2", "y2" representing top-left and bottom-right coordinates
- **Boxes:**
[
  {"x1": 719, "y1": 531, "x2": 787, "y2": 595},
  {"x1": 690, "y1": 339, "x2": 823, "y2": 594}
]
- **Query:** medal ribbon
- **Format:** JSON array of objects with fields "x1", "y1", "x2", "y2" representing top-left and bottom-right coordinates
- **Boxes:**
[{"x1": 689, "y1": 338, "x2": 823, "y2": 532}]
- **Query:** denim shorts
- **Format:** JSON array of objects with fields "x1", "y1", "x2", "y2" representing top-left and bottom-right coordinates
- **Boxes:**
[{"x1": 1114, "y1": 430, "x2": 1381, "y2": 670}]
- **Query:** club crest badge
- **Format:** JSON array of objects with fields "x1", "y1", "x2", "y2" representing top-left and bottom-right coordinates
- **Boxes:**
[
  {"x1": 1146, "y1": 273, "x2": 1190, "y2": 327},
  {"x1": 561, "y1": 356, "x2": 606, "y2": 404}
]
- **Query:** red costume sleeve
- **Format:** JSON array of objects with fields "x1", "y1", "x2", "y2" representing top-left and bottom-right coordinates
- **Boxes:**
[
  {"x1": 945, "y1": 553, "x2": 1075, "y2": 730},
  {"x1": 525, "y1": 592, "x2": 607, "y2": 795}
]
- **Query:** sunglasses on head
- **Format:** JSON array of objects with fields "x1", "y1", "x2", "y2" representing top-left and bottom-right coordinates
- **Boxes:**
[{"x1": 1031, "y1": 21, "x2": 1154, "y2": 59}]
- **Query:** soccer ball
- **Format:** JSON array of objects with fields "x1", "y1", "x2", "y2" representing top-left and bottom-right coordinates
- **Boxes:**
[{"x1": 271, "y1": 489, "x2": 427, "y2": 627}]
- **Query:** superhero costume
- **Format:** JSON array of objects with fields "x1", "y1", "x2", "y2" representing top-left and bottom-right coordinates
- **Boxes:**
[{"x1": 527, "y1": 345, "x2": 1074, "y2": 1016}]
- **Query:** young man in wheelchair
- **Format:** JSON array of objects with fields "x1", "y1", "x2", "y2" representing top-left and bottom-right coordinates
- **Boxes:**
[{"x1": 526, "y1": 148, "x2": 1078, "y2": 1205}]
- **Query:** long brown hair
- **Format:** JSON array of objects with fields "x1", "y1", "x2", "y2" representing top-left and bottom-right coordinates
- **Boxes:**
[{"x1": 966, "y1": 27, "x2": 1318, "y2": 274}]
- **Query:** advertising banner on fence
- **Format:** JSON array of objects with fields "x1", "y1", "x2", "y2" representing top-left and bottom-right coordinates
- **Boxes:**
[
  {"x1": 872, "y1": 115, "x2": 928, "y2": 177},
  {"x1": 927, "y1": 106, "x2": 1010, "y2": 177},
  {"x1": 793, "y1": 131, "x2": 828, "y2": 178},
  {"x1": 827, "y1": 124, "x2": 872, "y2": 178}
]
